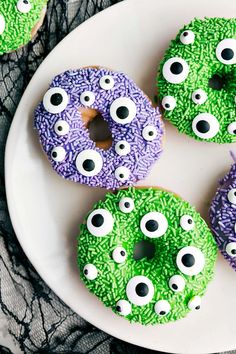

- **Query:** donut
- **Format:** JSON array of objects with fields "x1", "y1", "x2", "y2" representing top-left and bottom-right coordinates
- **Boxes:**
[
  {"x1": 210, "y1": 153, "x2": 236, "y2": 270},
  {"x1": 34, "y1": 67, "x2": 164, "y2": 189},
  {"x1": 0, "y1": 0, "x2": 47, "y2": 55},
  {"x1": 78, "y1": 187, "x2": 217, "y2": 324},
  {"x1": 157, "y1": 18, "x2": 236, "y2": 144}
]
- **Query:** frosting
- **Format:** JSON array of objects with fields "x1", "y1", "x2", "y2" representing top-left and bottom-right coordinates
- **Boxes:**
[
  {"x1": 78, "y1": 187, "x2": 217, "y2": 325},
  {"x1": 34, "y1": 67, "x2": 164, "y2": 189}
]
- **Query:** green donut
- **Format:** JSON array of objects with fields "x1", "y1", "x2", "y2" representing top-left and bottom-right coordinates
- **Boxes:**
[
  {"x1": 0, "y1": 0, "x2": 47, "y2": 55},
  {"x1": 157, "y1": 18, "x2": 236, "y2": 144},
  {"x1": 78, "y1": 188, "x2": 217, "y2": 325}
]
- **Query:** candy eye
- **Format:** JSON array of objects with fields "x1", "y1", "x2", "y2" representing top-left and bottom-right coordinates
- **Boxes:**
[
  {"x1": 162, "y1": 57, "x2": 189, "y2": 84},
  {"x1": 112, "y1": 247, "x2": 127, "y2": 263},
  {"x1": 142, "y1": 126, "x2": 158, "y2": 141},
  {"x1": 140, "y1": 212, "x2": 168, "y2": 238},
  {"x1": 227, "y1": 122, "x2": 236, "y2": 135},
  {"x1": 126, "y1": 276, "x2": 154, "y2": 306},
  {"x1": 110, "y1": 97, "x2": 136, "y2": 124},
  {"x1": 54, "y1": 120, "x2": 70, "y2": 136},
  {"x1": 176, "y1": 246, "x2": 205, "y2": 276},
  {"x1": 227, "y1": 189, "x2": 236, "y2": 204},
  {"x1": 51, "y1": 147, "x2": 66, "y2": 162},
  {"x1": 83, "y1": 264, "x2": 98, "y2": 280},
  {"x1": 115, "y1": 141, "x2": 130, "y2": 156},
  {"x1": 99, "y1": 75, "x2": 115, "y2": 90},
  {"x1": 169, "y1": 275, "x2": 186, "y2": 293},
  {"x1": 162, "y1": 96, "x2": 176, "y2": 111},
  {"x1": 43, "y1": 87, "x2": 69, "y2": 114},
  {"x1": 17, "y1": 0, "x2": 32, "y2": 13},
  {"x1": 192, "y1": 113, "x2": 219, "y2": 139},
  {"x1": 115, "y1": 300, "x2": 131, "y2": 316},
  {"x1": 119, "y1": 197, "x2": 135, "y2": 213},
  {"x1": 216, "y1": 39, "x2": 236, "y2": 65},
  {"x1": 114, "y1": 166, "x2": 130, "y2": 182},
  {"x1": 154, "y1": 300, "x2": 171, "y2": 317},
  {"x1": 180, "y1": 30, "x2": 195, "y2": 45},
  {"x1": 75, "y1": 149, "x2": 103, "y2": 177},
  {"x1": 188, "y1": 296, "x2": 201, "y2": 310},
  {"x1": 191, "y1": 89, "x2": 208, "y2": 105},
  {"x1": 0, "y1": 14, "x2": 5, "y2": 35},
  {"x1": 80, "y1": 91, "x2": 95, "y2": 107},
  {"x1": 180, "y1": 215, "x2": 195, "y2": 231},
  {"x1": 86, "y1": 208, "x2": 114, "y2": 237},
  {"x1": 225, "y1": 242, "x2": 236, "y2": 257}
]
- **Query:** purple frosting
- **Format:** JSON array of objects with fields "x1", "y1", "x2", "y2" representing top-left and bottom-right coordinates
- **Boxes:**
[
  {"x1": 209, "y1": 161, "x2": 236, "y2": 271},
  {"x1": 34, "y1": 67, "x2": 164, "y2": 189}
]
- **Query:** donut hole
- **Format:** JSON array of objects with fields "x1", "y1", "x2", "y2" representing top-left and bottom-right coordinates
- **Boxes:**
[
  {"x1": 133, "y1": 240, "x2": 155, "y2": 261},
  {"x1": 80, "y1": 108, "x2": 112, "y2": 150},
  {"x1": 208, "y1": 73, "x2": 226, "y2": 91}
]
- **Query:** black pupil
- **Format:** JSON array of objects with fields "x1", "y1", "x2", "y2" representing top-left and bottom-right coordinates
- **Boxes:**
[
  {"x1": 124, "y1": 202, "x2": 130, "y2": 208},
  {"x1": 82, "y1": 159, "x2": 95, "y2": 172},
  {"x1": 52, "y1": 152, "x2": 57, "y2": 158},
  {"x1": 119, "y1": 174, "x2": 124, "y2": 179},
  {"x1": 195, "y1": 94, "x2": 201, "y2": 100},
  {"x1": 183, "y1": 32, "x2": 188, "y2": 37},
  {"x1": 120, "y1": 250, "x2": 125, "y2": 256},
  {"x1": 234, "y1": 191, "x2": 236, "y2": 196},
  {"x1": 188, "y1": 218, "x2": 193, "y2": 224},
  {"x1": 221, "y1": 48, "x2": 234, "y2": 61},
  {"x1": 160, "y1": 311, "x2": 166, "y2": 315},
  {"x1": 91, "y1": 214, "x2": 104, "y2": 227},
  {"x1": 84, "y1": 96, "x2": 90, "y2": 102},
  {"x1": 182, "y1": 253, "x2": 195, "y2": 267},
  {"x1": 105, "y1": 78, "x2": 110, "y2": 84},
  {"x1": 195, "y1": 305, "x2": 200, "y2": 310},
  {"x1": 231, "y1": 249, "x2": 236, "y2": 255},
  {"x1": 165, "y1": 103, "x2": 170, "y2": 108},
  {"x1": 170, "y1": 62, "x2": 183, "y2": 75},
  {"x1": 145, "y1": 220, "x2": 158, "y2": 232},
  {"x1": 58, "y1": 126, "x2": 63, "y2": 131},
  {"x1": 148, "y1": 131, "x2": 154, "y2": 136},
  {"x1": 135, "y1": 282, "x2": 149, "y2": 297},
  {"x1": 233, "y1": 130, "x2": 236, "y2": 135},
  {"x1": 23, "y1": 0, "x2": 29, "y2": 3},
  {"x1": 172, "y1": 284, "x2": 178, "y2": 290},
  {"x1": 84, "y1": 269, "x2": 88, "y2": 275},
  {"x1": 50, "y1": 93, "x2": 63, "y2": 106},
  {"x1": 196, "y1": 120, "x2": 210, "y2": 133},
  {"x1": 116, "y1": 106, "x2": 129, "y2": 119},
  {"x1": 119, "y1": 144, "x2": 125, "y2": 150},
  {"x1": 116, "y1": 306, "x2": 121, "y2": 312}
]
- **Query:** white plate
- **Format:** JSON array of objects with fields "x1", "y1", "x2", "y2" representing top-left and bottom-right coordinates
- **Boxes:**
[{"x1": 5, "y1": 0, "x2": 236, "y2": 352}]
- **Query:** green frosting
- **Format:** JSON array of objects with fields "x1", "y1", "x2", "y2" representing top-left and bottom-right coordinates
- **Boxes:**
[
  {"x1": 157, "y1": 18, "x2": 236, "y2": 144},
  {"x1": 78, "y1": 188, "x2": 217, "y2": 325},
  {"x1": 0, "y1": 0, "x2": 47, "y2": 55}
]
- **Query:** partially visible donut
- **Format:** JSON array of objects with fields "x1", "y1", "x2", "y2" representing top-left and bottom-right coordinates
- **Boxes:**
[
  {"x1": 34, "y1": 67, "x2": 164, "y2": 189},
  {"x1": 158, "y1": 18, "x2": 236, "y2": 144},
  {"x1": 78, "y1": 187, "x2": 217, "y2": 325}
]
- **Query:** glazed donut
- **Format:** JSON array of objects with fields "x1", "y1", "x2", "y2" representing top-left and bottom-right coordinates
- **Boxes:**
[
  {"x1": 34, "y1": 67, "x2": 164, "y2": 189},
  {"x1": 158, "y1": 18, "x2": 236, "y2": 144},
  {"x1": 78, "y1": 187, "x2": 217, "y2": 325},
  {"x1": 0, "y1": 0, "x2": 47, "y2": 55}
]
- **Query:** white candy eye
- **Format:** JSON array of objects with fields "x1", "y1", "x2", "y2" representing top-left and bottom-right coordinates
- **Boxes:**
[
  {"x1": 0, "y1": 14, "x2": 5, "y2": 35},
  {"x1": 169, "y1": 275, "x2": 185, "y2": 292},
  {"x1": 86, "y1": 208, "x2": 114, "y2": 237},
  {"x1": 225, "y1": 242, "x2": 236, "y2": 257},
  {"x1": 180, "y1": 215, "x2": 195, "y2": 231},
  {"x1": 162, "y1": 96, "x2": 176, "y2": 111},
  {"x1": 227, "y1": 122, "x2": 236, "y2": 136},
  {"x1": 188, "y1": 296, "x2": 201, "y2": 310},
  {"x1": 83, "y1": 264, "x2": 98, "y2": 280},
  {"x1": 162, "y1": 57, "x2": 189, "y2": 84},
  {"x1": 227, "y1": 189, "x2": 236, "y2": 204},
  {"x1": 126, "y1": 276, "x2": 154, "y2": 306},
  {"x1": 54, "y1": 120, "x2": 70, "y2": 136},
  {"x1": 142, "y1": 126, "x2": 158, "y2": 141},
  {"x1": 192, "y1": 113, "x2": 219, "y2": 139},
  {"x1": 114, "y1": 166, "x2": 130, "y2": 182},
  {"x1": 191, "y1": 89, "x2": 208, "y2": 105},
  {"x1": 80, "y1": 91, "x2": 95, "y2": 107},
  {"x1": 115, "y1": 141, "x2": 130, "y2": 156},
  {"x1": 119, "y1": 197, "x2": 135, "y2": 213},
  {"x1": 112, "y1": 247, "x2": 127, "y2": 263},
  {"x1": 154, "y1": 300, "x2": 171, "y2": 317},
  {"x1": 75, "y1": 149, "x2": 103, "y2": 177},
  {"x1": 99, "y1": 75, "x2": 115, "y2": 90},
  {"x1": 115, "y1": 300, "x2": 131, "y2": 316},
  {"x1": 110, "y1": 97, "x2": 136, "y2": 124},
  {"x1": 216, "y1": 39, "x2": 236, "y2": 65},
  {"x1": 176, "y1": 246, "x2": 205, "y2": 276},
  {"x1": 180, "y1": 30, "x2": 195, "y2": 45},
  {"x1": 43, "y1": 87, "x2": 69, "y2": 114},
  {"x1": 17, "y1": 0, "x2": 32, "y2": 13},
  {"x1": 51, "y1": 147, "x2": 66, "y2": 162},
  {"x1": 140, "y1": 212, "x2": 168, "y2": 238}
]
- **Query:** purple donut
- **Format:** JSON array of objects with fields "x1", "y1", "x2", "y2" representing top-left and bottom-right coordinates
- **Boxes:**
[
  {"x1": 209, "y1": 154, "x2": 236, "y2": 270},
  {"x1": 34, "y1": 67, "x2": 164, "y2": 189}
]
